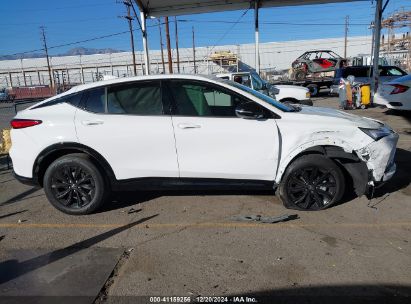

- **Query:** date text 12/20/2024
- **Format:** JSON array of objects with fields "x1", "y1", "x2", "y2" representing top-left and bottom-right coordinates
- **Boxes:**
[{"x1": 149, "y1": 296, "x2": 258, "y2": 303}]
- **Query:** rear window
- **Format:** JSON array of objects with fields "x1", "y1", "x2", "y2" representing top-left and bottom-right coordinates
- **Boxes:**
[{"x1": 379, "y1": 67, "x2": 407, "y2": 76}]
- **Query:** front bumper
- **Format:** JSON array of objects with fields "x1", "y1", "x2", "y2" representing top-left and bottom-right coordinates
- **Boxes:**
[
  {"x1": 382, "y1": 162, "x2": 396, "y2": 182},
  {"x1": 357, "y1": 132, "x2": 399, "y2": 183}
]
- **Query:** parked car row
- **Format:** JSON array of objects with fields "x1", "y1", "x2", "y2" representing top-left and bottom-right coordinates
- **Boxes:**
[
  {"x1": 330, "y1": 65, "x2": 408, "y2": 94},
  {"x1": 374, "y1": 74, "x2": 411, "y2": 111}
]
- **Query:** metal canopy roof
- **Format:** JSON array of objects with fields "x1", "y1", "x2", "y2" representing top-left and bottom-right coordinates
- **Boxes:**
[{"x1": 135, "y1": 0, "x2": 365, "y2": 17}]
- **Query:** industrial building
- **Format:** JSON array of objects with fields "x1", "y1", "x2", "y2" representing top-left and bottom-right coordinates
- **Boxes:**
[{"x1": 0, "y1": 35, "x2": 373, "y2": 87}]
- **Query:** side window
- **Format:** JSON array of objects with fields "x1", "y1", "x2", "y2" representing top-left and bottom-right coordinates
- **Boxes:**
[
  {"x1": 84, "y1": 87, "x2": 105, "y2": 113},
  {"x1": 107, "y1": 82, "x2": 162, "y2": 115},
  {"x1": 167, "y1": 80, "x2": 249, "y2": 117}
]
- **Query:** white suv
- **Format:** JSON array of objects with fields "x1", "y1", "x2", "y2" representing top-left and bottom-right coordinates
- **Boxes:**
[{"x1": 10, "y1": 75, "x2": 398, "y2": 215}]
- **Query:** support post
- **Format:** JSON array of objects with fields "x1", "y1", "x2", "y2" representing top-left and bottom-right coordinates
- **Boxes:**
[
  {"x1": 371, "y1": 0, "x2": 383, "y2": 94},
  {"x1": 175, "y1": 17, "x2": 180, "y2": 73},
  {"x1": 8, "y1": 72, "x2": 13, "y2": 87},
  {"x1": 158, "y1": 19, "x2": 166, "y2": 73},
  {"x1": 192, "y1": 26, "x2": 196, "y2": 74},
  {"x1": 254, "y1": 0, "x2": 260, "y2": 75},
  {"x1": 165, "y1": 17, "x2": 173, "y2": 73},
  {"x1": 344, "y1": 15, "x2": 349, "y2": 58},
  {"x1": 141, "y1": 11, "x2": 150, "y2": 75}
]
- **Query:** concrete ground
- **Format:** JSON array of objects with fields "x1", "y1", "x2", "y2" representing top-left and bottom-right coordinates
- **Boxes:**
[{"x1": 0, "y1": 96, "x2": 410, "y2": 303}]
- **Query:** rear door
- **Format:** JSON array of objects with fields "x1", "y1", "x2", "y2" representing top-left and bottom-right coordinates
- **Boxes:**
[
  {"x1": 74, "y1": 81, "x2": 179, "y2": 180},
  {"x1": 165, "y1": 79, "x2": 280, "y2": 181}
]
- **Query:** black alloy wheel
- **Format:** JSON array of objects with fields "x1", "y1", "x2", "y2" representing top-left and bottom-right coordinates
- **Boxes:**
[
  {"x1": 279, "y1": 154, "x2": 345, "y2": 211},
  {"x1": 50, "y1": 165, "x2": 96, "y2": 209},
  {"x1": 286, "y1": 167, "x2": 337, "y2": 210},
  {"x1": 43, "y1": 154, "x2": 108, "y2": 215}
]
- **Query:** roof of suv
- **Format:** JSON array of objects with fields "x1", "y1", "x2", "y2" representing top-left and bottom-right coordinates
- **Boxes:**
[{"x1": 69, "y1": 74, "x2": 221, "y2": 94}]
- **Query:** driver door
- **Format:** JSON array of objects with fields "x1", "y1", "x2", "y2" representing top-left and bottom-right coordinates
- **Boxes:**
[{"x1": 165, "y1": 79, "x2": 280, "y2": 181}]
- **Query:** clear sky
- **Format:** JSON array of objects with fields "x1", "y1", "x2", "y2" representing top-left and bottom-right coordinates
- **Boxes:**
[{"x1": 1, "y1": 0, "x2": 410, "y2": 56}]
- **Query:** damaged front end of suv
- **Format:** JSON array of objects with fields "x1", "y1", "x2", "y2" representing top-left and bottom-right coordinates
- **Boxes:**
[{"x1": 275, "y1": 108, "x2": 399, "y2": 207}]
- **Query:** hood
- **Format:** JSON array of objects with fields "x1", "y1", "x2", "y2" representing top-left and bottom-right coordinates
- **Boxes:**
[
  {"x1": 297, "y1": 106, "x2": 383, "y2": 128},
  {"x1": 273, "y1": 84, "x2": 309, "y2": 92}
]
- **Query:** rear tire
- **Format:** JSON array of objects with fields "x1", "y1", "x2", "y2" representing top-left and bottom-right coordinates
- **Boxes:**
[
  {"x1": 279, "y1": 154, "x2": 345, "y2": 211},
  {"x1": 43, "y1": 154, "x2": 108, "y2": 215}
]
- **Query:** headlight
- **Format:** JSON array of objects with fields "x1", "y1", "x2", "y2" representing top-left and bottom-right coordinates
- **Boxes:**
[
  {"x1": 306, "y1": 91, "x2": 311, "y2": 98},
  {"x1": 359, "y1": 126, "x2": 393, "y2": 141}
]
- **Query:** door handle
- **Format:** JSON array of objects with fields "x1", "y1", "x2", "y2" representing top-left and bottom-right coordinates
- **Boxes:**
[
  {"x1": 82, "y1": 120, "x2": 104, "y2": 126},
  {"x1": 177, "y1": 123, "x2": 201, "y2": 129}
]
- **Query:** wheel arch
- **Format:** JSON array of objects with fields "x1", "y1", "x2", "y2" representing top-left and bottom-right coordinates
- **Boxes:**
[
  {"x1": 33, "y1": 142, "x2": 116, "y2": 187},
  {"x1": 276, "y1": 144, "x2": 369, "y2": 196}
]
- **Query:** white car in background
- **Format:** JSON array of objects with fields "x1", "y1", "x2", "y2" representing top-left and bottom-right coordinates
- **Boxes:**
[
  {"x1": 216, "y1": 72, "x2": 312, "y2": 105},
  {"x1": 10, "y1": 74, "x2": 397, "y2": 215},
  {"x1": 374, "y1": 74, "x2": 411, "y2": 111}
]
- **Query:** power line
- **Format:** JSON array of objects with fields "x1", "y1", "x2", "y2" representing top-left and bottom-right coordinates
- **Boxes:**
[
  {"x1": 7, "y1": 20, "x2": 180, "y2": 57},
  {"x1": 206, "y1": 8, "x2": 250, "y2": 56},
  {"x1": 178, "y1": 19, "x2": 370, "y2": 26}
]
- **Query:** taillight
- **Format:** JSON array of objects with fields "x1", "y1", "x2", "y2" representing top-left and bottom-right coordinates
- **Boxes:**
[
  {"x1": 10, "y1": 119, "x2": 42, "y2": 129},
  {"x1": 389, "y1": 84, "x2": 409, "y2": 95}
]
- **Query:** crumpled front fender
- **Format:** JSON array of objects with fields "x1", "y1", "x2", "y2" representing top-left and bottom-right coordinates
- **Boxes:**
[{"x1": 355, "y1": 133, "x2": 399, "y2": 182}]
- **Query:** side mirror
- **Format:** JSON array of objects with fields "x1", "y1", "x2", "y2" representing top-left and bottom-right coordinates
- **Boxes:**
[{"x1": 235, "y1": 102, "x2": 266, "y2": 120}]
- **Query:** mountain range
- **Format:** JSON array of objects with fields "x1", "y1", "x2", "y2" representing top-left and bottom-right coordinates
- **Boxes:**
[{"x1": 0, "y1": 47, "x2": 125, "y2": 61}]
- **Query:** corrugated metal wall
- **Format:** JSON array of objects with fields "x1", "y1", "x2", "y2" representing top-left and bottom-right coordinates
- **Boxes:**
[{"x1": 0, "y1": 35, "x2": 372, "y2": 87}]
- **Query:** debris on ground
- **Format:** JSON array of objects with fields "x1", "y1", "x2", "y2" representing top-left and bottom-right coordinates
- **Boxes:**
[
  {"x1": 127, "y1": 208, "x2": 141, "y2": 214},
  {"x1": 231, "y1": 214, "x2": 299, "y2": 224}
]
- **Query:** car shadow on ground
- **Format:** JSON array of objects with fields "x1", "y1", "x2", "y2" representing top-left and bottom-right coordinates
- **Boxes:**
[
  {"x1": 0, "y1": 215, "x2": 158, "y2": 285},
  {"x1": 384, "y1": 109, "x2": 411, "y2": 125},
  {"x1": 232, "y1": 284, "x2": 411, "y2": 304},
  {"x1": 100, "y1": 189, "x2": 276, "y2": 213},
  {"x1": 372, "y1": 148, "x2": 411, "y2": 199}
]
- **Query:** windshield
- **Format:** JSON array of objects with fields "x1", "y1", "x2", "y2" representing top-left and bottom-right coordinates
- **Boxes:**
[{"x1": 225, "y1": 80, "x2": 294, "y2": 112}]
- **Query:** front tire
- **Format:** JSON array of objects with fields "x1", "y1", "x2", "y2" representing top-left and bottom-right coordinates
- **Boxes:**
[
  {"x1": 279, "y1": 154, "x2": 345, "y2": 211},
  {"x1": 43, "y1": 154, "x2": 108, "y2": 215}
]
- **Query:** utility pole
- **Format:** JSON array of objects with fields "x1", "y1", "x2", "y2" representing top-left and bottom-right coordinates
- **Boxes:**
[
  {"x1": 123, "y1": 0, "x2": 137, "y2": 76},
  {"x1": 344, "y1": 15, "x2": 349, "y2": 58},
  {"x1": 371, "y1": 0, "x2": 383, "y2": 94},
  {"x1": 165, "y1": 17, "x2": 173, "y2": 73},
  {"x1": 254, "y1": 0, "x2": 260, "y2": 75},
  {"x1": 40, "y1": 26, "x2": 53, "y2": 87},
  {"x1": 192, "y1": 26, "x2": 197, "y2": 74},
  {"x1": 174, "y1": 17, "x2": 180, "y2": 73},
  {"x1": 158, "y1": 20, "x2": 166, "y2": 73}
]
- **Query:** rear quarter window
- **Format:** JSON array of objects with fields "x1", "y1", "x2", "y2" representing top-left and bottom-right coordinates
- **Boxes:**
[
  {"x1": 83, "y1": 87, "x2": 106, "y2": 113},
  {"x1": 31, "y1": 92, "x2": 83, "y2": 109}
]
